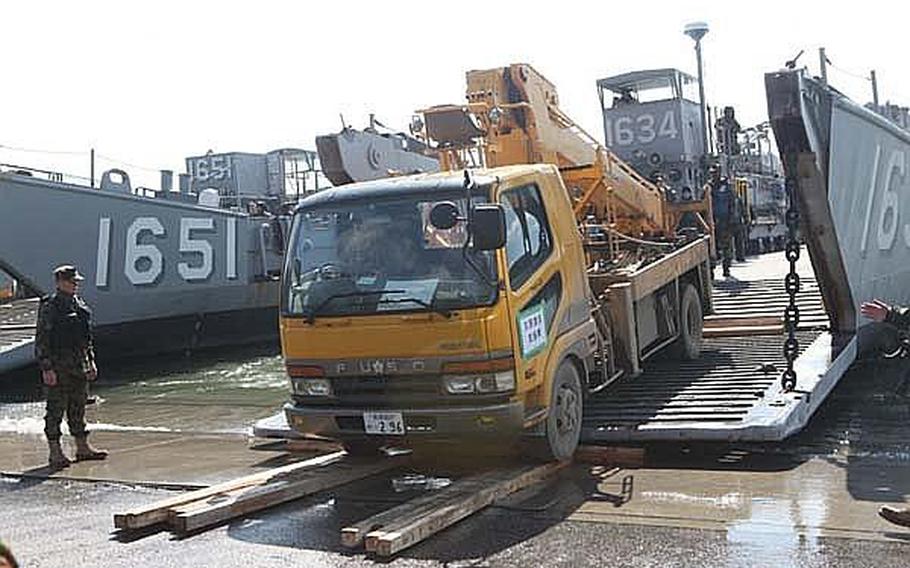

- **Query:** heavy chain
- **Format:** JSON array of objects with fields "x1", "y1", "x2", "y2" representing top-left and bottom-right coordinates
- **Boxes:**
[{"x1": 781, "y1": 175, "x2": 801, "y2": 392}]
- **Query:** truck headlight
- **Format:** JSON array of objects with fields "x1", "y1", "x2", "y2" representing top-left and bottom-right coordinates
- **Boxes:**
[
  {"x1": 290, "y1": 377, "x2": 332, "y2": 397},
  {"x1": 444, "y1": 376, "x2": 476, "y2": 394},
  {"x1": 444, "y1": 371, "x2": 515, "y2": 395}
]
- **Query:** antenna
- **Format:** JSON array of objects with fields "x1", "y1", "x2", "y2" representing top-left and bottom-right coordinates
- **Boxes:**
[{"x1": 785, "y1": 50, "x2": 805, "y2": 70}]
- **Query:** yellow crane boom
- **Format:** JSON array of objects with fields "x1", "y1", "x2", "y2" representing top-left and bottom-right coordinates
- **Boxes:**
[{"x1": 419, "y1": 63, "x2": 675, "y2": 237}]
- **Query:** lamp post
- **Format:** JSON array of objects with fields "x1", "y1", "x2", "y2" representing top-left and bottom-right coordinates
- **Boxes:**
[{"x1": 684, "y1": 22, "x2": 710, "y2": 162}]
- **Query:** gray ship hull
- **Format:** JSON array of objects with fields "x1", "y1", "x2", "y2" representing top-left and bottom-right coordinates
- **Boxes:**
[
  {"x1": 0, "y1": 171, "x2": 283, "y2": 369},
  {"x1": 767, "y1": 70, "x2": 910, "y2": 338}
]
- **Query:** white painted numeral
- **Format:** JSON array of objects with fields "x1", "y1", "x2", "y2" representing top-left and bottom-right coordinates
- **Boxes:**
[
  {"x1": 606, "y1": 111, "x2": 678, "y2": 148},
  {"x1": 178, "y1": 218, "x2": 215, "y2": 281},
  {"x1": 636, "y1": 114, "x2": 656, "y2": 144},
  {"x1": 614, "y1": 117, "x2": 634, "y2": 146},
  {"x1": 95, "y1": 217, "x2": 111, "y2": 287},
  {"x1": 878, "y1": 150, "x2": 904, "y2": 251},
  {"x1": 226, "y1": 218, "x2": 237, "y2": 279},
  {"x1": 658, "y1": 111, "x2": 679, "y2": 139},
  {"x1": 125, "y1": 217, "x2": 165, "y2": 285},
  {"x1": 860, "y1": 145, "x2": 882, "y2": 255}
]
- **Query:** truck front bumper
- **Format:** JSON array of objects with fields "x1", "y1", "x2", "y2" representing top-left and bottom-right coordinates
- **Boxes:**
[{"x1": 283, "y1": 400, "x2": 526, "y2": 440}]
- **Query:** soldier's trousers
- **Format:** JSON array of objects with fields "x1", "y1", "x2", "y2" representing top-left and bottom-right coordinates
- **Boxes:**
[
  {"x1": 44, "y1": 372, "x2": 89, "y2": 441},
  {"x1": 733, "y1": 224, "x2": 747, "y2": 260},
  {"x1": 715, "y1": 227, "x2": 734, "y2": 270}
]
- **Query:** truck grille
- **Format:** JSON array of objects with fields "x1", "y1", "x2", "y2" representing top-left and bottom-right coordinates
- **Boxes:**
[
  {"x1": 293, "y1": 375, "x2": 510, "y2": 408},
  {"x1": 333, "y1": 375, "x2": 441, "y2": 406}
]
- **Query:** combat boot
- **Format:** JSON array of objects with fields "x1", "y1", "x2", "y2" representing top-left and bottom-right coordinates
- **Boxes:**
[
  {"x1": 74, "y1": 436, "x2": 108, "y2": 461},
  {"x1": 48, "y1": 439, "x2": 71, "y2": 468},
  {"x1": 879, "y1": 505, "x2": 910, "y2": 528}
]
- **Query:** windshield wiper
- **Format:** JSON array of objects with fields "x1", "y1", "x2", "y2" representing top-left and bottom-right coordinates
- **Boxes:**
[
  {"x1": 376, "y1": 297, "x2": 452, "y2": 319},
  {"x1": 303, "y1": 289, "x2": 406, "y2": 324}
]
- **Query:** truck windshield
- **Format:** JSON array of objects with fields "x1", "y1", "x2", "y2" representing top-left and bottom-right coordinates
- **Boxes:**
[{"x1": 283, "y1": 193, "x2": 498, "y2": 319}]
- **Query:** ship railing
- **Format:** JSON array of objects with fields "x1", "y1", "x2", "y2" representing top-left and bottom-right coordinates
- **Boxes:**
[{"x1": 0, "y1": 163, "x2": 89, "y2": 185}]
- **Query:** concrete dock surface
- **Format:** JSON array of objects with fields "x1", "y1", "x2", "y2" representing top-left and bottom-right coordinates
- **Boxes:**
[{"x1": 1, "y1": 252, "x2": 909, "y2": 566}]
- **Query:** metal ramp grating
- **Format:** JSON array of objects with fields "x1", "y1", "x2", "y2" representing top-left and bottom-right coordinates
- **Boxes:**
[
  {"x1": 710, "y1": 278, "x2": 828, "y2": 330},
  {"x1": 582, "y1": 331, "x2": 824, "y2": 442}
]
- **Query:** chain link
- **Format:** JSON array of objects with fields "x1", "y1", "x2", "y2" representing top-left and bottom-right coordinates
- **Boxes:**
[{"x1": 781, "y1": 175, "x2": 801, "y2": 392}]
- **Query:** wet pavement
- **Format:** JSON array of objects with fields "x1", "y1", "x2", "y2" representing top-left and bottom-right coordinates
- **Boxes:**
[{"x1": 1, "y1": 304, "x2": 910, "y2": 564}]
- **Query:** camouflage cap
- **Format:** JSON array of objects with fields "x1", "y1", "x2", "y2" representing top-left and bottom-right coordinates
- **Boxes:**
[{"x1": 53, "y1": 265, "x2": 84, "y2": 282}]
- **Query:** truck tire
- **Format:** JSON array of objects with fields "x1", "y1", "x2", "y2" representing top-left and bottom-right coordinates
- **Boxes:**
[
  {"x1": 527, "y1": 361, "x2": 583, "y2": 462},
  {"x1": 672, "y1": 283, "x2": 703, "y2": 360}
]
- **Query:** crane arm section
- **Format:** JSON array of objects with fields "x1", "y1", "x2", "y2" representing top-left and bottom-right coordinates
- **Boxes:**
[{"x1": 421, "y1": 63, "x2": 668, "y2": 235}]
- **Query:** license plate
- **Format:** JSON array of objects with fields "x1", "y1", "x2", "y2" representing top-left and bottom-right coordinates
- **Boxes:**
[{"x1": 363, "y1": 412, "x2": 405, "y2": 435}]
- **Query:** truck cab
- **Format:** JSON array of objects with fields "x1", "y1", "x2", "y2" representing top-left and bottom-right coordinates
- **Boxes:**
[{"x1": 281, "y1": 164, "x2": 600, "y2": 460}]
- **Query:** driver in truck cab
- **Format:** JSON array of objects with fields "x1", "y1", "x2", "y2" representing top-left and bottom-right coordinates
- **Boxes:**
[{"x1": 280, "y1": 169, "x2": 595, "y2": 461}]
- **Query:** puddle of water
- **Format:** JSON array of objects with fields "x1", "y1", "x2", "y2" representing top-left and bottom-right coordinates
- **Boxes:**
[
  {"x1": 392, "y1": 473, "x2": 453, "y2": 493},
  {"x1": 640, "y1": 490, "x2": 744, "y2": 510}
]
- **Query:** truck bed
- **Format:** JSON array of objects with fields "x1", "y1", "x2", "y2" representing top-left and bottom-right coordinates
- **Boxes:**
[{"x1": 582, "y1": 250, "x2": 854, "y2": 442}]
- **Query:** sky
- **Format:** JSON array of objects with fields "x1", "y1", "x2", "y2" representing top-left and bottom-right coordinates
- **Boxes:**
[{"x1": 1, "y1": 0, "x2": 908, "y2": 189}]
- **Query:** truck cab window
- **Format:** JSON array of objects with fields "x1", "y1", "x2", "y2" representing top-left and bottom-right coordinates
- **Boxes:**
[{"x1": 500, "y1": 184, "x2": 552, "y2": 289}]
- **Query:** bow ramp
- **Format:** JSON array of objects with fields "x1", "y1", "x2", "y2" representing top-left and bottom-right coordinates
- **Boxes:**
[
  {"x1": 583, "y1": 251, "x2": 851, "y2": 442},
  {"x1": 584, "y1": 69, "x2": 908, "y2": 442}
]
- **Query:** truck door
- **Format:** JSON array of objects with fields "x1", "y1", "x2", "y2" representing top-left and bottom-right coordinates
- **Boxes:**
[{"x1": 499, "y1": 183, "x2": 563, "y2": 396}]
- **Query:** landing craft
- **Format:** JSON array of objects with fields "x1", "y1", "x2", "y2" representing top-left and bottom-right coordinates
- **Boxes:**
[
  {"x1": 0, "y1": 149, "x2": 329, "y2": 373},
  {"x1": 767, "y1": 69, "x2": 910, "y2": 333}
]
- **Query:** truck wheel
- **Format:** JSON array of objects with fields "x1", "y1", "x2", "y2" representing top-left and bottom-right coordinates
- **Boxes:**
[
  {"x1": 672, "y1": 283, "x2": 703, "y2": 360},
  {"x1": 527, "y1": 361, "x2": 583, "y2": 462}
]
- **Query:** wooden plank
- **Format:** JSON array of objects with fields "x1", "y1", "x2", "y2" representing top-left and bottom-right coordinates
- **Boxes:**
[
  {"x1": 704, "y1": 315, "x2": 782, "y2": 329},
  {"x1": 113, "y1": 450, "x2": 346, "y2": 530},
  {"x1": 170, "y1": 456, "x2": 402, "y2": 534},
  {"x1": 284, "y1": 438, "x2": 344, "y2": 453},
  {"x1": 341, "y1": 471, "x2": 497, "y2": 548},
  {"x1": 366, "y1": 461, "x2": 567, "y2": 557},
  {"x1": 574, "y1": 445, "x2": 645, "y2": 467}
]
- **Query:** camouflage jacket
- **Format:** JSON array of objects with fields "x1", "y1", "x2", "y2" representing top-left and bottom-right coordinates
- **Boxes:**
[
  {"x1": 34, "y1": 291, "x2": 95, "y2": 376},
  {"x1": 886, "y1": 305, "x2": 910, "y2": 331}
]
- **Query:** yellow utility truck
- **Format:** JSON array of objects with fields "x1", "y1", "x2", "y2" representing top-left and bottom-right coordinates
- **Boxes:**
[{"x1": 281, "y1": 64, "x2": 712, "y2": 460}]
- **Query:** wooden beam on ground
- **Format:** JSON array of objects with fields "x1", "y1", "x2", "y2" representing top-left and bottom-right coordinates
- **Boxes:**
[
  {"x1": 113, "y1": 451, "x2": 346, "y2": 530},
  {"x1": 283, "y1": 438, "x2": 344, "y2": 453},
  {"x1": 170, "y1": 456, "x2": 403, "y2": 534},
  {"x1": 342, "y1": 468, "x2": 518, "y2": 549},
  {"x1": 341, "y1": 476, "x2": 480, "y2": 548},
  {"x1": 574, "y1": 445, "x2": 645, "y2": 467},
  {"x1": 364, "y1": 461, "x2": 567, "y2": 557},
  {"x1": 704, "y1": 315, "x2": 782, "y2": 329}
]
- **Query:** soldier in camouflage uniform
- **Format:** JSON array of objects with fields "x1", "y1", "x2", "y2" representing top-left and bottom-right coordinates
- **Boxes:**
[
  {"x1": 35, "y1": 265, "x2": 107, "y2": 468},
  {"x1": 707, "y1": 166, "x2": 736, "y2": 277}
]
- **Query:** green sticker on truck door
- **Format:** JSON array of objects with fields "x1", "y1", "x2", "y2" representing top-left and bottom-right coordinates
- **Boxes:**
[{"x1": 518, "y1": 305, "x2": 547, "y2": 359}]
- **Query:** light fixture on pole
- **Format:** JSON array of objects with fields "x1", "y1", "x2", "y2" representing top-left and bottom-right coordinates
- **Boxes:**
[{"x1": 684, "y1": 21, "x2": 710, "y2": 161}]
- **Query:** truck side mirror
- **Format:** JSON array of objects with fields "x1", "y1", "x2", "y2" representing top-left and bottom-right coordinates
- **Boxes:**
[
  {"x1": 472, "y1": 204, "x2": 506, "y2": 250},
  {"x1": 429, "y1": 201, "x2": 461, "y2": 230}
]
